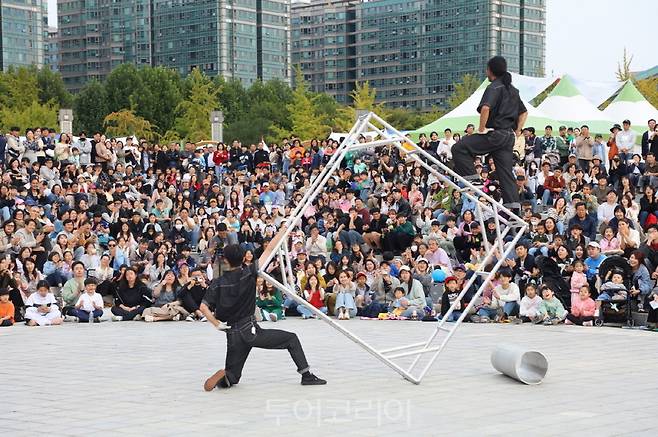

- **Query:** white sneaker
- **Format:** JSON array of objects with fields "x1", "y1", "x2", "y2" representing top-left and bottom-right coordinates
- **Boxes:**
[
  {"x1": 144, "y1": 314, "x2": 155, "y2": 322},
  {"x1": 64, "y1": 315, "x2": 79, "y2": 323},
  {"x1": 268, "y1": 313, "x2": 278, "y2": 322},
  {"x1": 111, "y1": 315, "x2": 123, "y2": 322},
  {"x1": 133, "y1": 314, "x2": 142, "y2": 321},
  {"x1": 173, "y1": 314, "x2": 181, "y2": 321},
  {"x1": 344, "y1": 309, "x2": 350, "y2": 320},
  {"x1": 200, "y1": 316, "x2": 208, "y2": 322},
  {"x1": 185, "y1": 315, "x2": 194, "y2": 322}
]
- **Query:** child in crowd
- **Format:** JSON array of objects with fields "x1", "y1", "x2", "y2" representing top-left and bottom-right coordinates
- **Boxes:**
[
  {"x1": 391, "y1": 287, "x2": 407, "y2": 318},
  {"x1": 439, "y1": 276, "x2": 462, "y2": 322},
  {"x1": 529, "y1": 221, "x2": 549, "y2": 257},
  {"x1": 569, "y1": 260, "x2": 588, "y2": 304},
  {"x1": 537, "y1": 287, "x2": 567, "y2": 325},
  {"x1": 0, "y1": 288, "x2": 15, "y2": 327},
  {"x1": 566, "y1": 285, "x2": 596, "y2": 326},
  {"x1": 518, "y1": 284, "x2": 542, "y2": 324},
  {"x1": 67, "y1": 278, "x2": 104, "y2": 323},
  {"x1": 595, "y1": 270, "x2": 628, "y2": 316},
  {"x1": 24, "y1": 280, "x2": 63, "y2": 326},
  {"x1": 476, "y1": 270, "x2": 519, "y2": 322},
  {"x1": 526, "y1": 265, "x2": 543, "y2": 290}
]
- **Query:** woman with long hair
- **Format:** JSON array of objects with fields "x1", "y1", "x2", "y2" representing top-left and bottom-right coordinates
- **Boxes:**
[
  {"x1": 111, "y1": 267, "x2": 151, "y2": 321},
  {"x1": 142, "y1": 270, "x2": 188, "y2": 322}
]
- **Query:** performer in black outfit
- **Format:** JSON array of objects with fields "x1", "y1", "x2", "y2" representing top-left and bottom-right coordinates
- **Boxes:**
[
  {"x1": 451, "y1": 56, "x2": 528, "y2": 207},
  {"x1": 201, "y1": 229, "x2": 326, "y2": 390}
]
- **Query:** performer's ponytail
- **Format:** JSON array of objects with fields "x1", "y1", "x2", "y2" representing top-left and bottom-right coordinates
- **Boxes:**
[{"x1": 487, "y1": 56, "x2": 511, "y2": 89}]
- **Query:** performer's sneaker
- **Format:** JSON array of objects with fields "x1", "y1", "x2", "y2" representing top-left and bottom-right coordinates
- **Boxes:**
[
  {"x1": 204, "y1": 368, "x2": 227, "y2": 391},
  {"x1": 301, "y1": 372, "x2": 327, "y2": 386}
]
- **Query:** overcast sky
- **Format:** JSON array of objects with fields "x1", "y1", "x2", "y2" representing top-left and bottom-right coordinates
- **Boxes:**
[{"x1": 47, "y1": 0, "x2": 654, "y2": 81}]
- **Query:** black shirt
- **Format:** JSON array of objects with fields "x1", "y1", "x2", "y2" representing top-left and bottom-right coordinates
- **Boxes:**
[
  {"x1": 203, "y1": 261, "x2": 258, "y2": 324},
  {"x1": 477, "y1": 78, "x2": 527, "y2": 130}
]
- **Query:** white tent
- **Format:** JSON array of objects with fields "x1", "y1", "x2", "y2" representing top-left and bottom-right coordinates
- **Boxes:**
[
  {"x1": 536, "y1": 75, "x2": 613, "y2": 132},
  {"x1": 510, "y1": 72, "x2": 558, "y2": 102},
  {"x1": 411, "y1": 79, "x2": 559, "y2": 137},
  {"x1": 569, "y1": 76, "x2": 623, "y2": 107},
  {"x1": 602, "y1": 80, "x2": 658, "y2": 125}
]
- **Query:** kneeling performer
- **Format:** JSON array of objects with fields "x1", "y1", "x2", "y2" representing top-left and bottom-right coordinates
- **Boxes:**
[{"x1": 201, "y1": 229, "x2": 326, "y2": 390}]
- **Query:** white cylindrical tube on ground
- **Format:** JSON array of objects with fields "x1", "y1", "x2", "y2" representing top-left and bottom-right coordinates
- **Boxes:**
[{"x1": 490, "y1": 345, "x2": 548, "y2": 385}]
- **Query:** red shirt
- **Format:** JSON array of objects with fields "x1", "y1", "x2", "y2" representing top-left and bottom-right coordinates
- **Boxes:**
[{"x1": 307, "y1": 289, "x2": 324, "y2": 309}]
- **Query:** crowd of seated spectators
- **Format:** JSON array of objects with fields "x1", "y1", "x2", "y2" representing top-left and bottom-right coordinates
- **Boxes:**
[{"x1": 0, "y1": 118, "x2": 657, "y2": 330}]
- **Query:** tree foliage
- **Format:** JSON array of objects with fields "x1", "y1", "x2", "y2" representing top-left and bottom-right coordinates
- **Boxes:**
[
  {"x1": 104, "y1": 109, "x2": 156, "y2": 140},
  {"x1": 174, "y1": 68, "x2": 219, "y2": 142},
  {"x1": 35, "y1": 67, "x2": 73, "y2": 107},
  {"x1": 447, "y1": 73, "x2": 481, "y2": 110},
  {"x1": 334, "y1": 81, "x2": 388, "y2": 131},
  {"x1": 0, "y1": 100, "x2": 59, "y2": 132},
  {"x1": 271, "y1": 67, "x2": 329, "y2": 141},
  {"x1": 616, "y1": 48, "x2": 634, "y2": 82},
  {"x1": 74, "y1": 80, "x2": 108, "y2": 134}
]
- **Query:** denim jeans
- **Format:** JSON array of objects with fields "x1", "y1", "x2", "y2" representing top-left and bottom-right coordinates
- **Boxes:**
[
  {"x1": 339, "y1": 230, "x2": 364, "y2": 247},
  {"x1": 439, "y1": 311, "x2": 462, "y2": 322},
  {"x1": 71, "y1": 308, "x2": 103, "y2": 322},
  {"x1": 529, "y1": 246, "x2": 548, "y2": 257},
  {"x1": 335, "y1": 292, "x2": 357, "y2": 317},
  {"x1": 297, "y1": 305, "x2": 327, "y2": 318}
]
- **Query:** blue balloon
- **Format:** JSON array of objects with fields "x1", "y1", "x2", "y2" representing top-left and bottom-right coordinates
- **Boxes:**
[{"x1": 432, "y1": 269, "x2": 446, "y2": 283}]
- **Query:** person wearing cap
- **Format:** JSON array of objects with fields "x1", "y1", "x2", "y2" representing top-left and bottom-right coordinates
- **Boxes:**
[
  {"x1": 616, "y1": 119, "x2": 637, "y2": 164},
  {"x1": 584, "y1": 241, "x2": 606, "y2": 283},
  {"x1": 555, "y1": 126, "x2": 570, "y2": 164},
  {"x1": 396, "y1": 265, "x2": 426, "y2": 318}
]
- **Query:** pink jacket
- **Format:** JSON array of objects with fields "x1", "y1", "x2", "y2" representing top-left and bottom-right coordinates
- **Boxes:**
[
  {"x1": 570, "y1": 271, "x2": 588, "y2": 293},
  {"x1": 571, "y1": 296, "x2": 596, "y2": 317}
]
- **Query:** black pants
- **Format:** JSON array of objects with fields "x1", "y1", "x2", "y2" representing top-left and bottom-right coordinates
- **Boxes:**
[
  {"x1": 1, "y1": 319, "x2": 12, "y2": 327},
  {"x1": 566, "y1": 313, "x2": 595, "y2": 325},
  {"x1": 382, "y1": 231, "x2": 414, "y2": 253},
  {"x1": 221, "y1": 319, "x2": 309, "y2": 387},
  {"x1": 111, "y1": 305, "x2": 146, "y2": 320},
  {"x1": 451, "y1": 130, "x2": 519, "y2": 205}
]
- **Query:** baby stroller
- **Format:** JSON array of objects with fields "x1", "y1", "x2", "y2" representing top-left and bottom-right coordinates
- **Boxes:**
[
  {"x1": 535, "y1": 256, "x2": 572, "y2": 309},
  {"x1": 595, "y1": 256, "x2": 634, "y2": 327}
]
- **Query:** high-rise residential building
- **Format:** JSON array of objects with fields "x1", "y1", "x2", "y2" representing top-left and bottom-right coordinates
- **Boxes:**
[
  {"x1": 292, "y1": 0, "x2": 546, "y2": 109},
  {"x1": 45, "y1": 27, "x2": 60, "y2": 72},
  {"x1": 58, "y1": 0, "x2": 291, "y2": 92},
  {"x1": 291, "y1": 0, "x2": 358, "y2": 105},
  {"x1": 0, "y1": 0, "x2": 47, "y2": 71}
]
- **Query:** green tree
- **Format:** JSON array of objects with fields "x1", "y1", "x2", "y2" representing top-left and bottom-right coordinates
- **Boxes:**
[
  {"x1": 104, "y1": 64, "x2": 144, "y2": 113},
  {"x1": 447, "y1": 73, "x2": 481, "y2": 110},
  {"x1": 104, "y1": 109, "x2": 156, "y2": 140},
  {"x1": 271, "y1": 67, "x2": 329, "y2": 140},
  {"x1": 333, "y1": 81, "x2": 388, "y2": 131},
  {"x1": 174, "y1": 68, "x2": 219, "y2": 142},
  {"x1": 616, "y1": 48, "x2": 634, "y2": 82},
  {"x1": 215, "y1": 77, "x2": 248, "y2": 125},
  {"x1": 74, "y1": 80, "x2": 109, "y2": 134},
  {"x1": 0, "y1": 100, "x2": 58, "y2": 132},
  {"x1": 133, "y1": 66, "x2": 183, "y2": 135},
  {"x1": 35, "y1": 67, "x2": 73, "y2": 107},
  {"x1": 0, "y1": 66, "x2": 40, "y2": 109}
]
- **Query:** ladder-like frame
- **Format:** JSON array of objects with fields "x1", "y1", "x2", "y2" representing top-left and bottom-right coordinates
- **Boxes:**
[{"x1": 258, "y1": 112, "x2": 528, "y2": 384}]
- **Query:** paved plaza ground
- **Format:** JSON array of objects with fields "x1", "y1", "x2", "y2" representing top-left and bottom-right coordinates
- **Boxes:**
[{"x1": 2, "y1": 318, "x2": 657, "y2": 436}]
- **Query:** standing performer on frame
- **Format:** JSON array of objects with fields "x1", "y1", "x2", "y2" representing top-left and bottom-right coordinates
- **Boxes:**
[
  {"x1": 200, "y1": 226, "x2": 327, "y2": 391},
  {"x1": 451, "y1": 56, "x2": 528, "y2": 208}
]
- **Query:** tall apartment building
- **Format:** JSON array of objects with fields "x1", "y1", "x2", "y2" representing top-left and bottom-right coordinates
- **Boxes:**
[
  {"x1": 45, "y1": 27, "x2": 60, "y2": 72},
  {"x1": 0, "y1": 0, "x2": 47, "y2": 71},
  {"x1": 292, "y1": 0, "x2": 545, "y2": 109},
  {"x1": 58, "y1": 0, "x2": 291, "y2": 92}
]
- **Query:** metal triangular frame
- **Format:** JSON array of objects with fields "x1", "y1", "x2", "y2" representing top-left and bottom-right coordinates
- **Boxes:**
[{"x1": 259, "y1": 112, "x2": 528, "y2": 384}]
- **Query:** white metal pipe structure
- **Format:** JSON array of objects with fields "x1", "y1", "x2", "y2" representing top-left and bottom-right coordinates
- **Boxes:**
[{"x1": 257, "y1": 112, "x2": 527, "y2": 384}]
